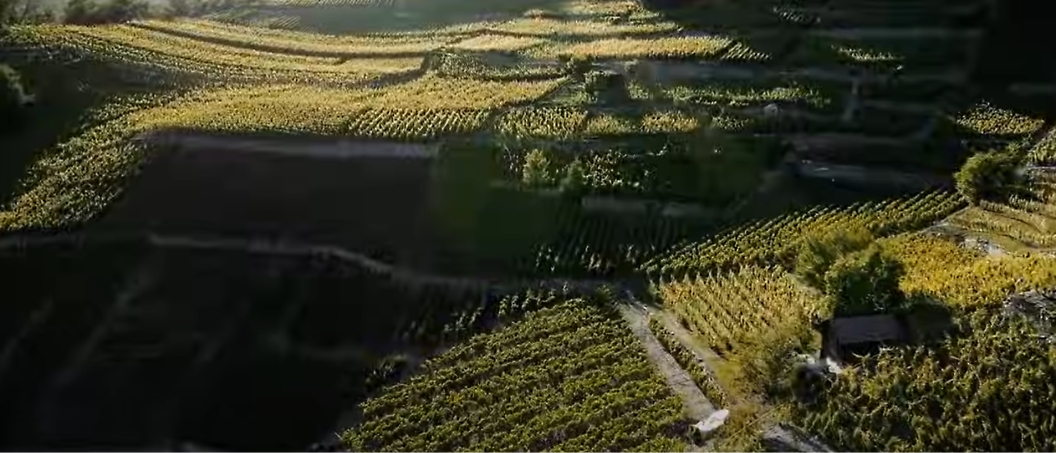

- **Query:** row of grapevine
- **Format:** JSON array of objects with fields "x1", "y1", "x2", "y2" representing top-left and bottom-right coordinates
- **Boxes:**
[
  {"x1": 796, "y1": 310, "x2": 1056, "y2": 451},
  {"x1": 642, "y1": 190, "x2": 964, "y2": 281},
  {"x1": 662, "y1": 82, "x2": 831, "y2": 109},
  {"x1": 430, "y1": 52, "x2": 566, "y2": 81},
  {"x1": 720, "y1": 42, "x2": 771, "y2": 63},
  {"x1": 947, "y1": 202, "x2": 1056, "y2": 249},
  {"x1": 343, "y1": 298, "x2": 688, "y2": 452},
  {"x1": 881, "y1": 234, "x2": 1056, "y2": 309},
  {"x1": 135, "y1": 19, "x2": 452, "y2": 57},
  {"x1": 652, "y1": 266, "x2": 818, "y2": 355},
  {"x1": 554, "y1": 36, "x2": 732, "y2": 60},
  {"x1": 954, "y1": 102, "x2": 1046, "y2": 137},
  {"x1": 529, "y1": 208, "x2": 702, "y2": 278},
  {"x1": 15, "y1": 25, "x2": 421, "y2": 86},
  {"x1": 344, "y1": 107, "x2": 492, "y2": 141},
  {"x1": 369, "y1": 74, "x2": 565, "y2": 109},
  {"x1": 495, "y1": 106, "x2": 590, "y2": 142},
  {"x1": 1028, "y1": 127, "x2": 1056, "y2": 164},
  {"x1": 648, "y1": 315, "x2": 729, "y2": 407},
  {"x1": 491, "y1": 17, "x2": 677, "y2": 38},
  {"x1": 449, "y1": 34, "x2": 547, "y2": 52}
]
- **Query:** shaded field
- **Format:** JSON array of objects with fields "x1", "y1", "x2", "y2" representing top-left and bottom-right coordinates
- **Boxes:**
[{"x1": 94, "y1": 143, "x2": 437, "y2": 268}]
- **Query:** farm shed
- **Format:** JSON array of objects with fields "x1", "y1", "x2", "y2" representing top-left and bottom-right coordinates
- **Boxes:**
[
  {"x1": 818, "y1": 314, "x2": 909, "y2": 365},
  {"x1": 818, "y1": 306, "x2": 956, "y2": 365}
]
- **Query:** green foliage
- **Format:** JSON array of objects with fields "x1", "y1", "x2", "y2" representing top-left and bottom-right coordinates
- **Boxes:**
[
  {"x1": 954, "y1": 150, "x2": 1023, "y2": 205},
  {"x1": 563, "y1": 56, "x2": 593, "y2": 82},
  {"x1": 344, "y1": 298, "x2": 687, "y2": 452},
  {"x1": 798, "y1": 311, "x2": 1056, "y2": 451},
  {"x1": 521, "y1": 148, "x2": 554, "y2": 187},
  {"x1": 794, "y1": 223, "x2": 874, "y2": 289},
  {"x1": 585, "y1": 70, "x2": 629, "y2": 104},
  {"x1": 559, "y1": 157, "x2": 586, "y2": 195},
  {"x1": 822, "y1": 245, "x2": 905, "y2": 317}
]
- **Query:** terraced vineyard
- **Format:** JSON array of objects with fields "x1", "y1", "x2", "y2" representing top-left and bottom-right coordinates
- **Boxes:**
[
  {"x1": 642, "y1": 191, "x2": 964, "y2": 280},
  {"x1": 2, "y1": 0, "x2": 1055, "y2": 450},
  {"x1": 796, "y1": 311, "x2": 1056, "y2": 451},
  {"x1": 344, "y1": 297, "x2": 687, "y2": 452}
]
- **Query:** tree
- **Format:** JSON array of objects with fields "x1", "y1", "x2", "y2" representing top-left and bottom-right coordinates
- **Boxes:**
[
  {"x1": 794, "y1": 223, "x2": 874, "y2": 289},
  {"x1": 954, "y1": 150, "x2": 1023, "y2": 205},
  {"x1": 559, "y1": 158, "x2": 585, "y2": 195},
  {"x1": 521, "y1": 149, "x2": 554, "y2": 188},
  {"x1": 0, "y1": 64, "x2": 31, "y2": 134},
  {"x1": 822, "y1": 245, "x2": 905, "y2": 317}
]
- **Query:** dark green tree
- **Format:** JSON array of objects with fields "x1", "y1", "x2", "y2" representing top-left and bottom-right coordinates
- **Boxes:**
[
  {"x1": 822, "y1": 245, "x2": 905, "y2": 317},
  {"x1": 954, "y1": 150, "x2": 1023, "y2": 205},
  {"x1": 794, "y1": 223, "x2": 874, "y2": 289},
  {"x1": 559, "y1": 158, "x2": 586, "y2": 195}
]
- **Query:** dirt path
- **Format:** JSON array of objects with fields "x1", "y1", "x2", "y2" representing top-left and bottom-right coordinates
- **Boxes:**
[
  {"x1": 616, "y1": 301, "x2": 715, "y2": 422},
  {"x1": 653, "y1": 310, "x2": 723, "y2": 372}
]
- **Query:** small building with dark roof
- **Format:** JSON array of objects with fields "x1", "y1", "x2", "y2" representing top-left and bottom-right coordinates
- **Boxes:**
[
  {"x1": 818, "y1": 305, "x2": 956, "y2": 365},
  {"x1": 818, "y1": 314, "x2": 910, "y2": 365}
]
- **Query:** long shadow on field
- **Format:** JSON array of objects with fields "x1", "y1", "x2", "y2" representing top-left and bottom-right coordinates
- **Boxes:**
[{"x1": 0, "y1": 239, "x2": 502, "y2": 451}]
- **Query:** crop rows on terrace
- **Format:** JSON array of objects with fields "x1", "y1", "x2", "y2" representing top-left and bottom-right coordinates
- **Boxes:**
[
  {"x1": 135, "y1": 19, "x2": 454, "y2": 56},
  {"x1": 796, "y1": 311, "x2": 1056, "y2": 452},
  {"x1": 12, "y1": 25, "x2": 423, "y2": 86},
  {"x1": 943, "y1": 133, "x2": 1056, "y2": 252},
  {"x1": 448, "y1": 34, "x2": 548, "y2": 52},
  {"x1": 344, "y1": 108, "x2": 493, "y2": 141},
  {"x1": 653, "y1": 266, "x2": 818, "y2": 355},
  {"x1": 954, "y1": 102, "x2": 1046, "y2": 138},
  {"x1": 1028, "y1": 128, "x2": 1056, "y2": 164},
  {"x1": 529, "y1": 209, "x2": 703, "y2": 278},
  {"x1": 881, "y1": 234, "x2": 1056, "y2": 309},
  {"x1": 0, "y1": 75, "x2": 562, "y2": 233},
  {"x1": 489, "y1": 17, "x2": 677, "y2": 38},
  {"x1": 342, "y1": 297, "x2": 687, "y2": 452},
  {"x1": 547, "y1": 36, "x2": 733, "y2": 60},
  {"x1": 643, "y1": 191, "x2": 965, "y2": 281},
  {"x1": 655, "y1": 81, "x2": 834, "y2": 109},
  {"x1": 431, "y1": 53, "x2": 565, "y2": 81}
]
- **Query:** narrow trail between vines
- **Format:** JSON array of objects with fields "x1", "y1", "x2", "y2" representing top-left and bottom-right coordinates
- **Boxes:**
[{"x1": 616, "y1": 301, "x2": 715, "y2": 423}]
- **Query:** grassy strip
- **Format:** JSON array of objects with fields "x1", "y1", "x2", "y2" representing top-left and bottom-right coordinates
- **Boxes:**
[{"x1": 648, "y1": 314, "x2": 729, "y2": 408}]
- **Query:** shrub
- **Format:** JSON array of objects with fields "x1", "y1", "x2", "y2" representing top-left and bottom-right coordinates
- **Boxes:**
[
  {"x1": 521, "y1": 149, "x2": 554, "y2": 188},
  {"x1": 794, "y1": 223, "x2": 874, "y2": 289},
  {"x1": 585, "y1": 70, "x2": 629, "y2": 104},
  {"x1": 563, "y1": 56, "x2": 593, "y2": 82},
  {"x1": 822, "y1": 245, "x2": 905, "y2": 317},
  {"x1": 954, "y1": 150, "x2": 1022, "y2": 205},
  {"x1": 559, "y1": 158, "x2": 585, "y2": 195}
]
